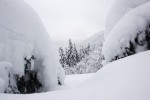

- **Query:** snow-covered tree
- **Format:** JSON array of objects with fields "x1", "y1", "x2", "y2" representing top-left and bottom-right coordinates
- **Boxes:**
[
  {"x1": 59, "y1": 39, "x2": 94, "y2": 74},
  {"x1": 76, "y1": 41, "x2": 103, "y2": 74},
  {"x1": 0, "y1": 0, "x2": 65, "y2": 93},
  {"x1": 103, "y1": 1, "x2": 150, "y2": 65},
  {"x1": 67, "y1": 39, "x2": 77, "y2": 67},
  {"x1": 73, "y1": 43, "x2": 80, "y2": 63},
  {"x1": 59, "y1": 47, "x2": 66, "y2": 68}
]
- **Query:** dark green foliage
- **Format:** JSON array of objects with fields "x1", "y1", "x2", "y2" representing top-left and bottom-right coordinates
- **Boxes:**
[
  {"x1": 16, "y1": 55, "x2": 42, "y2": 94},
  {"x1": 145, "y1": 25, "x2": 150, "y2": 49},
  {"x1": 59, "y1": 47, "x2": 66, "y2": 68}
]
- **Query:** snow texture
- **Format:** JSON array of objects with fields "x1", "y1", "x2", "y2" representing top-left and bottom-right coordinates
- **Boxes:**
[
  {"x1": 1, "y1": 50, "x2": 150, "y2": 100},
  {"x1": 0, "y1": 62, "x2": 12, "y2": 92},
  {"x1": 0, "y1": 0, "x2": 64, "y2": 91},
  {"x1": 105, "y1": 0, "x2": 150, "y2": 38},
  {"x1": 103, "y1": 1, "x2": 150, "y2": 64}
]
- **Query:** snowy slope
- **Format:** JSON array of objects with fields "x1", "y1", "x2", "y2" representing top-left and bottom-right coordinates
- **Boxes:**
[
  {"x1": 105, "y1": 0, "x2": 150, "y2": 38},
  {"x1": 81, "y1": 30, "x2": 104, "y2": 46},
  {"x1": 1, "y1": 50, "x2": 150, "y2": 100},
  {"x1": 0, "y1": 0, "x2": 64, "y2": 92},
  {"x1": 103, "y1": 2, "x2": 150, "y2": 64},
  {"x1": 64, "y1": 74, "x2": 94, "y2": 88}
]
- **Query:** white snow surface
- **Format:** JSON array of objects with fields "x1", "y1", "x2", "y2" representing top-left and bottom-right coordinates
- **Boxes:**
[
  {"x1": 103, "y1": 2, "x2": 150, "y2": 64},
  {"x1": 105, "y1": 0, "x2": 150, "y2": 38},
  {"x1": 0, "y1": 62, "x2": 12, "y2": 92},
  {"x1": 0, "y1": 0, "x2": 64, "y2": 91},
  {"x1": 65, "y1": 74, "x2": 94, "y2": 88},
  {"x1": 1, "y1": 50, "x2": 150, "y2": 100}
]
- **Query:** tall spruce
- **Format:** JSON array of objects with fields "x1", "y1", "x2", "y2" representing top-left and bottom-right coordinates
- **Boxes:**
[
  {"x1": 73, "y1": 43, "x2": 80, "y2": 63},
  {"x1": 58, "y1": 39, "x2": 92, "y2": 72},
  {"x1": 59, "y1": 47, "x2": 66, "y2": 68},
  {"x1": 67, "y1": 39, "x2": 76, "y2": 67}
]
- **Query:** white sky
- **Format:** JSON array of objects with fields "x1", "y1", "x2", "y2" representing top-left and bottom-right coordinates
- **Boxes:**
[{"x1": 24, "y1": 0, "x2": 114, "y2": 42}]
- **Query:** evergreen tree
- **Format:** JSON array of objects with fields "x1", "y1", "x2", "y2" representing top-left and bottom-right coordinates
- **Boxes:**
[
  {"x1": 67, "y1": 39, "x2": 76, "y2": 67},
  {"x1": 73, "y1": 43, "x2": 80, "y2": 63},
  {"x1": 16, "y1": 55, "x2": 42, "y2": 94},
  {"x1": 59, "y1": 47, "x2": 66, "y2": 68},
  {"x1": 58, "y1": 39, "x2": 93, "y2": 74},
  {"x1": 107, "y1": 25, "x2": 150, "y2": 63}
]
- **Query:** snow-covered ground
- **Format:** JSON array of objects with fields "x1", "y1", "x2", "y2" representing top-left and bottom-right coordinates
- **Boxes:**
[
  {"x1": 1, "y1": 50, "x2": 150, "y2": 100},
  {"x1": 65, "y1": 73, "x2": 94, "y2": 88}
]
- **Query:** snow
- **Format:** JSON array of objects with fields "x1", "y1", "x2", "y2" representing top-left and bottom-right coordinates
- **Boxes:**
[
  {"x1": 0, "y1": 78, "x2": 5, "y2": 93},
  {"x1": 72, "y1": 30, "x2": 104, "y2": 74},
  {"x1": 0, "y1": 62, "x2": 12, "y2": 92},
  {"x1": 103, "y1": 2, "x2": 150, "y2": 64},
  {"x1": 76, "y1": 42, "x2": 103, "y2": 74},
  {"x1": 65, "y1": 74, "x2": 94, "y2": 87},
  {"x1": 105, "y1": 0, "x2": 150, "y2": 38},
  {"x1": 1, "y1": 50, "x2": 150, "y2": 99},
  {"x1": 81, "y1": 29, "x2": 104, "y2": 46},
  {"x1": 0, "y1": 0, "x2": 64, "y2": 92}
]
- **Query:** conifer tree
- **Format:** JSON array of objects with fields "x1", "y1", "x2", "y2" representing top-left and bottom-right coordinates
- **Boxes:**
[
  {"x1": 59, "y1": 47, "x2": 66, "y2": 68},
  {"x1": 73, "y1": 43, "x2": 80, "y2": 63}
]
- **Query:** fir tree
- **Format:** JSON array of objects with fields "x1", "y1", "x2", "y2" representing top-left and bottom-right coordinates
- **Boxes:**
[
  {"x1": 73, "y1": 43, "x2": 80, "y2": 63},
  {"x1": 67, "y1": 39, "x2": 76, "y2": 67},
  {"x1": 59, "y1": 47, "x2": 66, "y2": 68}
]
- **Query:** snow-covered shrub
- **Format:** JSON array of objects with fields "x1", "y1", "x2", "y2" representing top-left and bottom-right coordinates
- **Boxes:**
[
  {"x1": 0, "y1": 0, "x2": 65, "y2": 93},
  {"x1": 103, "y1": 2, "x2": 150, "y2": 64}
]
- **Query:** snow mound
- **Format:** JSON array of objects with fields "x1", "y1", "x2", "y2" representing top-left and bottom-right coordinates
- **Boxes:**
[
  {"x1": 105, "y1": 0, "x2": 150, "y2": 38},
  {"x1": 0, "y1": 0, "x2": 64, "y2": 92},
  {"x1": 1, "y1": 50, "x2": 150, "y2": 100},
  {"x1": 103, "y1": 2, "x2": 150, "y2": 64}
]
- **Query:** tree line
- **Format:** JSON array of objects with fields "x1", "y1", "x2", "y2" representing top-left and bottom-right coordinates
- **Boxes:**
[{"x1": 59, "y1": 39, "x2": 91, "y2": 69}]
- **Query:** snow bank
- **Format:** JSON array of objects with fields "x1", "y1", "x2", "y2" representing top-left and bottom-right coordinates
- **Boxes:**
[
  {"x1": 103, "y1": 2, "x2": 150, "y2": 64},
  {"x1": 105, "y1": 0, "x2": 150, "y2": 38},
  {"x1": 0, "y1": 0, "x2": 64, "y2": 91},
  {"x1": 1, "y1": 50, "x2": 150, "y2": 100}
]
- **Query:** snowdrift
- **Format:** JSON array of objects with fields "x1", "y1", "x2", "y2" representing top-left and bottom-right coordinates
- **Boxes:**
[
  {"x1": 0, "y1": 0, "x2": 64, "y2": 93},
  {"x1": 1, "y1": 50, "x2": 150, "y2": 100}
]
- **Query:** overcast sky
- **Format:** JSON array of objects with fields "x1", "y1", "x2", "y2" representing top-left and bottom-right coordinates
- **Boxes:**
[{"x1": 24, "y1": 0, "x2": 114, "y2": 42}]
